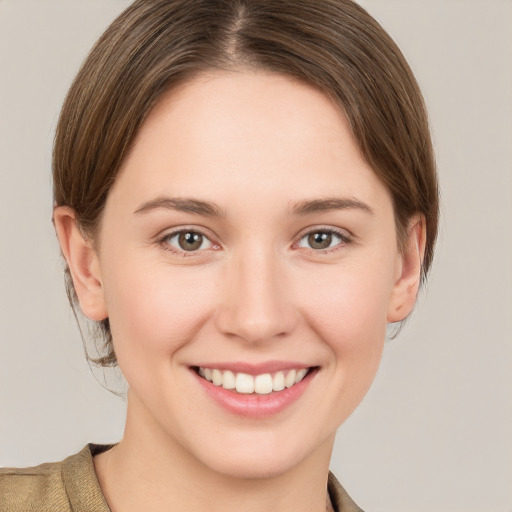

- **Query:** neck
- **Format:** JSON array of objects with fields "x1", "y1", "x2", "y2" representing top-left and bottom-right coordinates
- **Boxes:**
[{"x1": 94, "y1": 391, "x2": 335, "y2": 512}]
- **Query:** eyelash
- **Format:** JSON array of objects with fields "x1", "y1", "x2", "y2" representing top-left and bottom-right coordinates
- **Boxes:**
[{"x1": 156, "y1": 226, "x2": 352, "y2": 257}]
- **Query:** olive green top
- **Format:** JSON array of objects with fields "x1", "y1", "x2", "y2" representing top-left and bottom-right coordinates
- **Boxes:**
[{"x1": 0, "y1": 444, "x2": 363, "y2": 511}]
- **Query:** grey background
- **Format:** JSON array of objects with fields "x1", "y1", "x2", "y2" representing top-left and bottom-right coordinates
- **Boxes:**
[{"x1": 0, "y1": 1, "x2": 511, "y2": 511}]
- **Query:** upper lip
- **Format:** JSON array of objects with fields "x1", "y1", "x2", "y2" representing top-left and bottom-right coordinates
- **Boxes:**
[{"x1": 192, "y1": 361, "x2": 314, "y2": 375}]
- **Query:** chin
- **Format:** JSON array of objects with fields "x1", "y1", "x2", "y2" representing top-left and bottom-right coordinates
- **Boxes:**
[
  {"x1": 185, "y1": 428, "x2": 333, "y2": 481},
  {"x1": 201, "y1": 449, "x2": 304, "y2": 480}
]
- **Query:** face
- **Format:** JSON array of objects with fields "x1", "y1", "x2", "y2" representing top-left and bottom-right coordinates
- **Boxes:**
[{"x1": 64, "y1": 71, "x2": 420, "y2": 479}]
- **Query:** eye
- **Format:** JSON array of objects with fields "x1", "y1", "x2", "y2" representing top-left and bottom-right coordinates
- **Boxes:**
[
  {"x1": 297, "y1": 229, "x2": 350, "y2": 252},
  {"x1": 161, "y1": 230, "x2": 215, "y2": 253}
]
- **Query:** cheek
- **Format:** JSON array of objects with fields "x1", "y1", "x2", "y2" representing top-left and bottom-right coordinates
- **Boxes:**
[
  {"x1": 296, "y1": 258, "x2": 394, "y2": 385},
  {"x1": 301, "y1": 265, "x2": 392, "y2": 338},
  {"x1": 102, "y1": 259, "x2": 218, "y2": 364},
  {"x1": 296, "y1": 264, "x2": 393, "y2": 421}
]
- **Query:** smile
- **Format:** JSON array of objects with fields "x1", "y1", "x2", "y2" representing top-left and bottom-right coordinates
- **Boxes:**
[
  {"x1": 192, "y1": 364, "x2": 318, "y2": 417},
  {"x1": 197, "y1": 367, "x2": 310, "y2": 395}
]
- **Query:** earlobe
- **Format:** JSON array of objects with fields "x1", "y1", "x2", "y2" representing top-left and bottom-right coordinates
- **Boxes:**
[
  {"x1": 53, "y1": 206, "x2": 108, "y2": 321},
  {"x1": 387, "y1": 215, "x2": 427, "y2": 323}
]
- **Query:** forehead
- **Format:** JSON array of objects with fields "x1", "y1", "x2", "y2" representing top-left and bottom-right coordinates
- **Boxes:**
[
  {"x1": 111, "y1": 70, "x2": 390, "y2": 212},
  {"x1": 135, "y1": 71, "x2": 351, "y2": 159}
]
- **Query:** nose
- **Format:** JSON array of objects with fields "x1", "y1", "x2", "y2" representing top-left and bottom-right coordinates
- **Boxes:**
[{"x1": 214, "y1": 247, "x2": 298, "y2": 345}]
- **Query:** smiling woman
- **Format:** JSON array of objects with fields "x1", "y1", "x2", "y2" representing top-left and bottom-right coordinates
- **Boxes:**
[
  {"x1": 0, "y1": 1, "x2": 438, "y2": 511},
  {"x1": 60, "y1": 71, "x2": 421, "y2": 485}
]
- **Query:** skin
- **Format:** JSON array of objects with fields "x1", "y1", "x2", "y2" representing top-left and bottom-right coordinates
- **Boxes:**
[{"x1": 54, "y1": 71, "x2": 425, "y2": 512}]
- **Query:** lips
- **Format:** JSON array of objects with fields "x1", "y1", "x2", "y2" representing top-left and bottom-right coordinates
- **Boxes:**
[{"x1": 192, "y1": 364, "x2": 317, "y2": 418}]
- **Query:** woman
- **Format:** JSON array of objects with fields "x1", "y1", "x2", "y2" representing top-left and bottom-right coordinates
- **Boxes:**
[{"x1": 0, "y1": 1, "x2": 438, "y2": 510}]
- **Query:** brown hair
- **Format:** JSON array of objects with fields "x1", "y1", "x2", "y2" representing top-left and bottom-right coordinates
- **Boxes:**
[{"x1": 53, "y1": 0, "x2": 439, "y2": 366}]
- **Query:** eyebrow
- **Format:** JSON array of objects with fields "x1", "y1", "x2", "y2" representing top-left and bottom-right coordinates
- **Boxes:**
[
  {"x1": 290, "y1": 197, "x2": 374, "y2": 216},
  {"x1": 133, "y1": 197, "x2": 227, "y2": 217},
  {"x1": 133, "y1": 195, "x2": 374, "y2": 217}
]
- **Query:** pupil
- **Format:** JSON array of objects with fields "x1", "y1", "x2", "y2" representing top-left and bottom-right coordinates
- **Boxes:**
[
  {"x1": 309, "y1": 232, "x2": 331, "y2": 249},
  {"x1": 179, "y1": 232, "x2": 202, "y2": 251}
]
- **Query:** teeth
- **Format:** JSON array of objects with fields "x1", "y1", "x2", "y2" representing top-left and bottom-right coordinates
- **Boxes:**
[
  {"x1": 212, "y1": 369, "x2": 223, "y2": 386},
  {"x1": 295, "y1": 368, "x2": 308, "y2": 383},
  {"x1": 235, "y1": 373, "x2": 254, "y2": 394},
  {"x1": 222, "y1": 370, "x2": 236, "y2": 390},
  {"x1": 198, "y1": 367, "x2": 310, "y2": 394},
  {"x1": 273, "y1": 371, "x2": 285, "y2": 391},
  {"x1": 254, "y1": 374, "x2": 273, "y2": 394},
  {"x1": 285, "y1": 369, "x2": 296, "y2": 388}
]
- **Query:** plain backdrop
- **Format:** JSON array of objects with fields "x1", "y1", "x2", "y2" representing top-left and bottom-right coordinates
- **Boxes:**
[{"x1": 0, "y1": 1, "x2": 511, "y2": 511}]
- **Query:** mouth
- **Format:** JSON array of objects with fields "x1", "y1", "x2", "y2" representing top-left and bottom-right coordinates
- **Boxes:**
[
  {"x1": 191, "y1": 364, "x2": 318, "y2": 417},
  {"x1": 194, "y1": 366, "x2": 313, "y2": 395}
]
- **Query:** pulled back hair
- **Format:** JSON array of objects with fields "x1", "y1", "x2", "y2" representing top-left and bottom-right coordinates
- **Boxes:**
[{"x1": 53, "y1": 0, "x2": 439, "y2": 367}]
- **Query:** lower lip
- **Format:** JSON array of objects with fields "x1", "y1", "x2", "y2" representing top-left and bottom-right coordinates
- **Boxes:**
[{"x1": 193, "y1": 368, "x2": 317, "y2": 418}]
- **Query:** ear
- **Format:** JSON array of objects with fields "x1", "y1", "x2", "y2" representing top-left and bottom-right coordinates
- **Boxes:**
[
  {"x1": 53, "y1": 206, "x2": 108, "y2": 321},
  {"x1": 387, "y1": 215, "x2": 427, "y2": 323}
]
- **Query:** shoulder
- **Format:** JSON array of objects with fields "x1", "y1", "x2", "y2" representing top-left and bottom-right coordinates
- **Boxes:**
[
  {"x1": 0, "y1": 444, "x2": 113, "y2": 512},
  {"x1": 328, "y1": 471, "x2": 365, "y2": 512},
  {"x1": 0, "y1": 458, "x2": 70, "y2": 511}
]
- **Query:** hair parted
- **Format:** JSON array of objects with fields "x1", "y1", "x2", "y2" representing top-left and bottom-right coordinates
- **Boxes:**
[{"x1": 53, "y1": 0, "x2": 439, "y2": 367}]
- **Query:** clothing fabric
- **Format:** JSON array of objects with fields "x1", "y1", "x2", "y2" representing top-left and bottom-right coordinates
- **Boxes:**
[{"x1": 0, "y1": 444, "x2": 363, "y2": 511}]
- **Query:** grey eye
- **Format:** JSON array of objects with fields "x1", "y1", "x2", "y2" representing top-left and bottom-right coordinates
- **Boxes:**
[
  {"x1": 166, "y1": 231, "x2": 213, "y2": 252},
  {"x1": 308, "y1": 232, "x2": 333, "y2": 250},
  {"x1": 298, "y1": 230, "x2": 346, "y2": 251}
]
